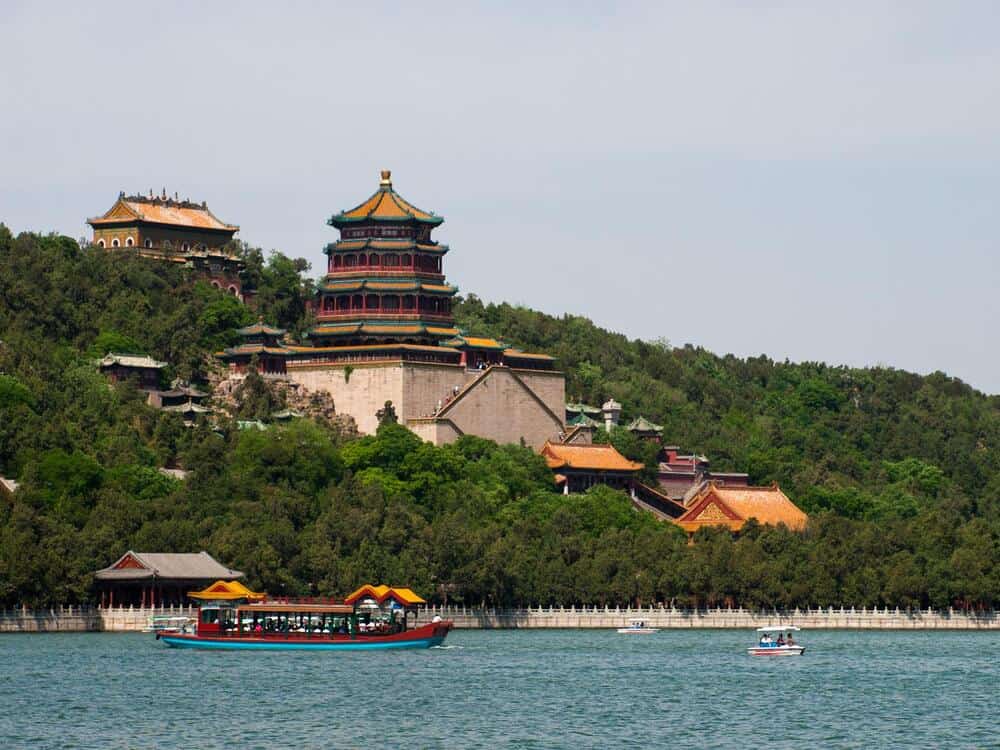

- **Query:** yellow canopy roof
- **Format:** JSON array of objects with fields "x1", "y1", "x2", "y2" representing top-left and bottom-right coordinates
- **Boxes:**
[
  {"x1": 188, "y1": 580, "x2": 266, "y2": 601},
  {"x1": 344, "y1": 584, "x2": 426, "y2": 606}
]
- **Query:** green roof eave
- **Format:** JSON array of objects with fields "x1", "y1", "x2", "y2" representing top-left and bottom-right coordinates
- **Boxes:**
[
  {"x1": 328, "y1": 214, "x2": 444, "y2": 228},
  {"x1": 319, "y1": 279, "x2": 457, "y2": 295},
  {"x1": 323, "y1": 241, "x2": 450, "y2": 255}
]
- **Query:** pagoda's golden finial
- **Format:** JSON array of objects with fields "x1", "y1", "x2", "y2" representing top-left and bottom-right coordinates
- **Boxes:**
[{"x1": 380, "y1": 169, "x2": 392, "y2": 187}]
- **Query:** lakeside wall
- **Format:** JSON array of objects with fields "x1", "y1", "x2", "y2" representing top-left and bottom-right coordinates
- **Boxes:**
[
  {"x1": 423, "y1": 604, "x2": 1000, "y2": 630},
  {"x1": 1, "y1": 604, "x2": 998, "y2": 632},
  {"x1": 0, "y1": 605, "x2": 197, "y2": 633}
]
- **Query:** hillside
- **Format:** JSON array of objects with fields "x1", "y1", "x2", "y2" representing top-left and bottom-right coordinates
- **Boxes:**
[{"x1": 0, "y1": 227, "x2": 998, "y2": 610}]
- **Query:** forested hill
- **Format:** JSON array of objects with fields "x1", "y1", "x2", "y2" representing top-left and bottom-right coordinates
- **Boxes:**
[
  {"x1": 1, "y1": 227, "x2": 998, "y2": 610},
  {"x1": 456, "y1": 296, "x2": 1000, "y2": 520}
]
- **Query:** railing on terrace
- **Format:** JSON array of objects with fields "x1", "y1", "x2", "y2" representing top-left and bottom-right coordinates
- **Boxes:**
[{"x1": 314, "y1": 310, "x2": 453, "y2": 321}]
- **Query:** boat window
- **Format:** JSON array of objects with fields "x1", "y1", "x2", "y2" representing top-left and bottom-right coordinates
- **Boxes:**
[{"x1": 200, "y1": 609, "x2": 219, "y2": 624}]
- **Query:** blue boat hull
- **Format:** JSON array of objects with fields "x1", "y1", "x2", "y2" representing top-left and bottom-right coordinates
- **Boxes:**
[{"x1": 159, "y1": 635, "x2": 446, "y2": 651}]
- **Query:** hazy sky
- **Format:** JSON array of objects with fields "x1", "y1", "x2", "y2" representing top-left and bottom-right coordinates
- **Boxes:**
[{"x1": 3, "y1": 2, "x2": 1000, "y2": 391}]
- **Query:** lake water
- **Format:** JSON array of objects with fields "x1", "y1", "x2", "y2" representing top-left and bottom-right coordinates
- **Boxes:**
[{"x1": 1, "y1": 629, "x2": 997, "y2": 748}]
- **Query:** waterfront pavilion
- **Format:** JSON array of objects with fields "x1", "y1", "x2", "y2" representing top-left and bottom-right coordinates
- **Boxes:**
[{"x1": 94, "y1": 551, "x2": 244, "y2": 608}]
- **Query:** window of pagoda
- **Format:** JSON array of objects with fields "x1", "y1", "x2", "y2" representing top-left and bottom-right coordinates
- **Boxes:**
[
  {"x1": 365, "y1": 293, "x2": 378, "y2": 311},
  {"x1": 403, "y1": 295, "x2": 415, "y2": 311},
  {"x1": 351, "y1": 294, "x2": 363, "y2": 311},
  {"x1": 97, "y1": 239, "x2": 106, "y2": 248},
  {"x1": 332, "y1": 256, "x2": 341, "y2": 269},
  {"x1": 337, "y1": 296, "x2": 349, "y2": 311},
  {"x1": 383, "y1": 295, "x2": 400, "y2": 312},
  {"x1": 345, "y1": 255, "x2": 357, "y2": 267},
  {"x1": 385, "y1": 254, "x2": 399, "y2": 267},
  {"x1": 126, "y1": 237, "x2": 134, "y2": 247},
  {"x1": 369, "y1": 254, "x2": 379, "y2": 268},
  {"x1": 112, "y1": 238, "x2": 120, "y2": 248},
  {"x1": 402, "y1": 254, "x2": 412, "y2": 268},
  {"x1": 323, "y1": 297, "x2": 334, "y2": 312}
]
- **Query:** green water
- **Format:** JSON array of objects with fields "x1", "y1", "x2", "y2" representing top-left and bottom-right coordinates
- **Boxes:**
[{"x1": 1, "y1": 629, "x2": 997, "y2": 748}]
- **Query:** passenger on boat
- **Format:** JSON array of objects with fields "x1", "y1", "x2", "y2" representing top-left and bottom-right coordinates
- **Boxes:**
[
  {"x1": 786, "y1": 633, "x2": 795, "y2": 646},
  {"x1": 776, "y1": 634, "x2": 785, "y2": 646}
]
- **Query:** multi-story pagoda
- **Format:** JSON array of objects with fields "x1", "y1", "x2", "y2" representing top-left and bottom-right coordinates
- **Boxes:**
[
  {"x1": 312, "y1": 170, "x2": 459, "y2": 347},
  {"x1": 88, "y1": 190, "x2": 246, "y2": 300}
]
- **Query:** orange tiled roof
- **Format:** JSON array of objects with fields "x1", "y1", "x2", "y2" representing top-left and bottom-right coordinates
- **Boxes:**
[
  {"x1": 287, "y1": 343, "x2": 459, "y2": 354},
  {"x1": 426, "y1": 327, "x2": 461, "y2": 336},
  {"x1": 330, "y1": 171, "x2": 442, "y2": 226},
  {"x1": 675, "y1": 483, "x2": 808, "y2": 533},
  {"x1": 88, "y1": 195, "x2": 238, "y2": 232},
  {"x1": 453, "y1": 336, "x2": 505, "y2": 350},
  {"x1": 540, "y1": 441, "x2": 644, "y2": 472},
  {"x1": 344, "y1": 584, "x2": 426, "y2": 606},
  {"x1": 504, "y1": 349, "x2": 555, "y2": 360}
]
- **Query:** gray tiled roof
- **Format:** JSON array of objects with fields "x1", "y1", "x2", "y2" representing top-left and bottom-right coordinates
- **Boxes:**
[{"x1": 94, "y1": 551, "x2": 243, "y2": 581}]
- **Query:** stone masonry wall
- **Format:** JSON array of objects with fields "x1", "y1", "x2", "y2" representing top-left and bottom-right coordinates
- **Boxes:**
[
  {"x1": 428, "y1": 367, "x2": 565, "y2": 449},
  {"x1": 3, "y1": 605, "x2": 998, "y2": 632},
  {"x1": 287, "y1": 362, "x2": 405, "y2": 436}
]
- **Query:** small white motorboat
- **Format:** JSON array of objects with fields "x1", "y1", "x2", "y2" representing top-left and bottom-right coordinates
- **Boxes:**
[
  {"x1": 617, "y1": 619, "x2": 659, "y2": 634},
  {"x1": 748, "y1": 625, "x2": 805, "y2": 656}
]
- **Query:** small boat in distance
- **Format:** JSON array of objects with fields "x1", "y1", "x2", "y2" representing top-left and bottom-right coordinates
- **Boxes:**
[
  {"x1": 143, "y1": 614, "x2": 195, "y2": 635},
  {"x1": 748, "y1": 625, "x2": 805, "y2": 656},
  {"x1": 617, "y1": 619, "x2": 659, "y2": 634}
]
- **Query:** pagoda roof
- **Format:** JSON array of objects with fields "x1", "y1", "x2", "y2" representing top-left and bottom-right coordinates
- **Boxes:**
[
  {"x1": 94, "y1": 551, "x2": 243, "y2": 581},
  {"x1": 99, "y1": 352, "x2": 167, "y2": 369},
  {"x1": 162, "y1": 401, "x2": 213, "y2": 414},
  {"x1": 88, "y1": 192, "x2": 238, "y2": 233},
  {"x1": 216, "y1": 343, "x2": 291, "y2": 359},
  {"x1": 308, "y1": 321, "x2": 459, "y2": 338},
  {"x1": 329, "y1": 171, "x2": 443, "y2": 228},
  {"x1": 325, "y1": 239, "x2": 449, "y2": 255},
  {"x1": 540, "y1": 441, "x2": 644, "y2": 473},
  {"x1": 154, "y1": 385, "x2": 208, "y2": 399},
  {"x1": 567, "y1": 412, "x2": 602, "y2": 428},
  {"x1": 502, "y1": 349, "x2": 555, "y2": 361},
  {"x1": 442, "y1": 335, "x2": 507, "y2": 350},
  {"x1": 237, "y1": 320, "x2": 285, "y2": 337},
  {"x1": 566, "y1": 402, "x2": 602, "y2": 416},
  {"x1": 675, "y1": 482, "x2": 808, "y2": 533},
  {"x1": 286, "y1": 343, "x2": 460, "y2": 356},
  {"x1": 627, "y1": 416, "x2": 663, "y2": 434},
  {"x1": 320, "y1": 279, "x2": 457, "y2": 295}
]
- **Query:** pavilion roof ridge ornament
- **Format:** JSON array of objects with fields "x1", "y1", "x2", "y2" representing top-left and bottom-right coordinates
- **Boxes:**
[{"x1": 380, "y1": 169, "x2": 392, "y2": 188}]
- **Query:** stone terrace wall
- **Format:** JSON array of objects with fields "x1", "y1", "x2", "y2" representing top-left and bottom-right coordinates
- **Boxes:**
[
  {"x1": 0, "y1": 605, "x2": 198, "y2": 633},
  {"x1": 2, "y1": 604, "x2": 998, "y2": 632},
  {"x1": 421, "y1": 605, "x2": 1000, "y2": 630}
]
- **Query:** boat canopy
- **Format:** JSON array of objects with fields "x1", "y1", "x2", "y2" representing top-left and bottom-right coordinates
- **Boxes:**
[
  {"x1": 188, "y1": 580, "x2": 266, "y2": 601},
  {"x1": 345, "y1": 584, "x2": 426, "y2": 607},
  {"x1": 241, "y1": 602, "x2": 354, "y2": 614},
  {"x1": 756, "y1": 625, "x2": 801, "y2": 632}
]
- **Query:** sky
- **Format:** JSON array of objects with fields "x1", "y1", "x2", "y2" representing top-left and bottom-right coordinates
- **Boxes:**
[{"x1": 2, "y1": 2, "x2": 999, "y2": 391}]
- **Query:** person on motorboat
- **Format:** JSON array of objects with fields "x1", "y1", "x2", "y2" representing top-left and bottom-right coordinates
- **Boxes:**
[
  {"x1": 776, "y1": 633, "x2": 785, "y2": 646},
  {"x1": 786, "y1": 632, "x2": 796, "y2": 646}
]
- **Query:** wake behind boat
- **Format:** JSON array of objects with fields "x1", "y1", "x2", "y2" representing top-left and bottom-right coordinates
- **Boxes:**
[
  {"x1": 157, "y1": 581, "x2": 452, "y2": 652},
  {"x1": 747, "y1": 625, "x2": 805, "y2": 656}
]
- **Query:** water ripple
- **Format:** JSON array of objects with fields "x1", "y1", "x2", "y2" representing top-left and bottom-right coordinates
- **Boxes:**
[{"x1": 0, "y1": 630, "x2": 997, "y2": 748}]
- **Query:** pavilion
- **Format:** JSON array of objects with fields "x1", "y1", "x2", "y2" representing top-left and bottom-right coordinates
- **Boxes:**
[
  {"x1": 94, "y1": 551, "x2": 244, "y2": 608},
  {"x1": 540, "y1": 441, "x2": 644, "y2": 494},
  {"x1": 673, "y1": 482, "x2": 808, "y2": 536}
]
